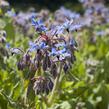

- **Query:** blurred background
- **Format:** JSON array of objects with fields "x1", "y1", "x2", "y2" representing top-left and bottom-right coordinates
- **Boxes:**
[{"x1": 7, "y1": 0, "x2": 109, "y2": 11}]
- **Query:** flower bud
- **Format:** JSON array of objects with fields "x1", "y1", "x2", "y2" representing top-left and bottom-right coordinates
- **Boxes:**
[
  {"x1": 33, "y1": 76, "x2": 53, "y2": 95},
  {"x1": 17, "y1": 60, "x2": 25, "y2": 71},
  {"x1": 63, "y1": 62, "x2": 69, "y2": 73},
  {"x1": 50, "y1": 63, "x2": 57, "y2": 78},
  {"x1": 23, "y1": 53, "x2": 31, "y2": 66}
]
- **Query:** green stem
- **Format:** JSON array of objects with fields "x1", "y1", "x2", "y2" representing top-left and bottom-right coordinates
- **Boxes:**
[
  {"x1": 41, "y1": 95, "x2": 49, "y2": 108},
  {"x1": 47, "y1": 63, "x2": 62, "y2": 106}
]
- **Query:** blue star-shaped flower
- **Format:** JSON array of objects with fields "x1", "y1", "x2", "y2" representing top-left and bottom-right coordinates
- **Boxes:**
[{"x1": 31, "y1": 16, "x2": 48, "y2": 33}]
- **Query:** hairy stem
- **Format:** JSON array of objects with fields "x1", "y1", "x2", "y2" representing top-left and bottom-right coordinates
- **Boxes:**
[{"x1": 47, "y1": 63, "x2": 62, "y2": 106}]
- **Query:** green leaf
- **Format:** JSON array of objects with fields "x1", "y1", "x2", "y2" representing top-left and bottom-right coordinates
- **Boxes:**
[{"x1": 0, "y1": 93, "x2": 7, "y2": 109}]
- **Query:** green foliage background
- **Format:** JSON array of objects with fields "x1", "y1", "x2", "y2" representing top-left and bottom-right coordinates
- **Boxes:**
[{"x1": 0, "y1": 2, "x2": 109, "y2": 109}]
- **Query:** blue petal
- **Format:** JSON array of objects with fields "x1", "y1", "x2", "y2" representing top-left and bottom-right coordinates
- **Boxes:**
[
  {"x1": 29, "y1": 45, "x2": 39, "y2": 52},
  {"x1": 40, "y1": 25, "x2": 48, "y2": 32},
  {"x1": 37, "y1": 19, "x2": 43, "y2": 25},
  {"x1": 64, "y1": 52, "x2": 71, "y2": 57},
  {"x1": 56, "y1": 26, "x2": 64, "y2": 34},
  {"x1": 63, "y1": 21, "x2": 69, "y2": 28},
  {"x1": 58, "y1": 48, "x2": 66, "y2": 54},
  {"x1": 39, "y1": 42, "x2": 46, "y2": 49},
  {"x1": 70, "y1": 24, "x2": 82, "y2": 31},
  {"x1": 31, "y1": 16, "x2": 37, "y2": 26},
  {"x1": 55, "y1": 43, "x2": 66, "y2": 47},
  {"x1": 52, "y1": 48, "x2": 57, "y2": 54},
  {"x1": 59, "y1": 52, "x2": 71, "y2": 60},
  {"x1": 29, "y1": 41, "x2": 39, "y2": 52},
  {"x1": 49, "y1": 47, "x2": 57, "y2": 56}
]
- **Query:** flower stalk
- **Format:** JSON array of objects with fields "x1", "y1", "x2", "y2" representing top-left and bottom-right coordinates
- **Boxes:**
[{"x1": 47, "y1": 63, "x2": 62, "y2": 106}]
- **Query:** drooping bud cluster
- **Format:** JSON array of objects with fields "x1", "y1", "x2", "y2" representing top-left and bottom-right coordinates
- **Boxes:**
[
  {"x1": 17, "y1": 53, "x2": 31, "y2": 70},
  {"x1": 33, "y1": 76, "x2": 53, "y2": 95}
]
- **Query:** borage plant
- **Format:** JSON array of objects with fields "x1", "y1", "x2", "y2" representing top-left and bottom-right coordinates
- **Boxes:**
[{"x1": 10, "y1": 16, "x2": 82, "y2": 107}]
